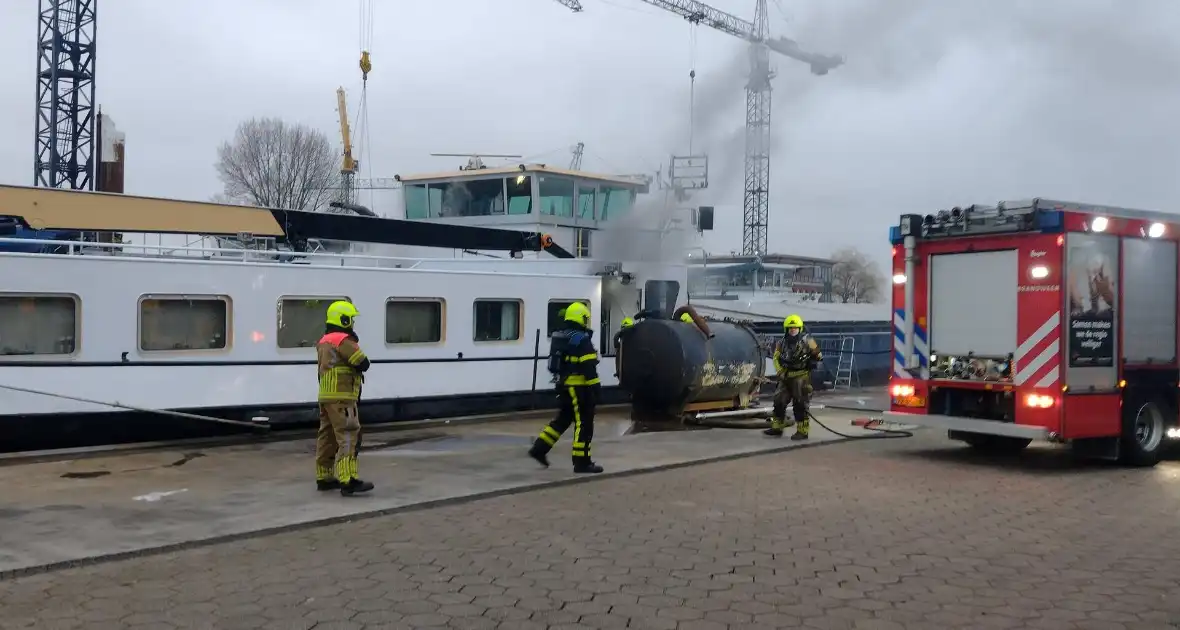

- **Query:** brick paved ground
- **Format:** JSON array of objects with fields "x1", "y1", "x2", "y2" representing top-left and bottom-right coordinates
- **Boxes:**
[{"x1": 3, "y1": 431, "x2": 1180, "y2": 630}]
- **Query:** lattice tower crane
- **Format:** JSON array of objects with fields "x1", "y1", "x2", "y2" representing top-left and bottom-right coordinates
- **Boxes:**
[
  {"x1": 556, "y1": 0, "x2": 843, "y2": 256},
  {"x1": 34, "y1": 0, "x2": 98, "y2": 190},
  {"x1": 570, "y1": 142, "x2": 585, "y2": 170}
]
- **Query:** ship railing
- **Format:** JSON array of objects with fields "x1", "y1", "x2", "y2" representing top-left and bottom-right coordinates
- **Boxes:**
[{"x1": 0, "y1": 236, "x2": 566, "y2": 270}]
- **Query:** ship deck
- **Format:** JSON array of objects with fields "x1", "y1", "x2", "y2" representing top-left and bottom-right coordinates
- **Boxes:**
[{"x1": 0, "y1": 392, "x2": 887, "y2": 578}]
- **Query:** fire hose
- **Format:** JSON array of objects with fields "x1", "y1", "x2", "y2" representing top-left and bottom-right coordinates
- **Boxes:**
[
  {"x1": 685, "y1": 376, "x2": 914, "y2": 440},
  {"x1": 0, "y1": 383, "x2": 271, "y2": 431}
]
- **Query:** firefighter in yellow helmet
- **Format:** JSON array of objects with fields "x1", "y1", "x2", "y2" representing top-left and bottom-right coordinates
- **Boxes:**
[
  {"x1": 612, "y1": 316, "x2": 635, "y2": 377},
  {"x1": 766, "y1": 313, "x2": 822, "y2": 440},
  {"x1": 314, "y1": 300, "x2": 375, "y2": 495},
  {"x1": 529, "y1": 302, "x2": 604, "y2": 473}
]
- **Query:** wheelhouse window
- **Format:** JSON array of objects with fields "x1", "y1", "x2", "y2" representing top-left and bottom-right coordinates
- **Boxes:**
[
  {"x1": 474, "y1": 299, "x2": 522, "y2": 342},
  {"x1": 0, "y1": 294, "x2": 78, "y2": 356},
  {"x1": 404, "y1": 184, "x2": 430, "y2": 219},
  {"x1": 139, "y1": 296, "x2": 230, "y2": 352},
  {"x1": 538, "y1": 176, "x2": 575, "y2": 217},
  {"x1": 507, "y1": 175, "x2": 532, "y2": 214},
  {"x1": 277, "y1": 297, "x2": 350, "y2": 348},
  {"x1": 578, "y1": 185, "x2": 596, "y2": 220},
  {"x1": 547, "y1": 299, "x2": 591, "y2": 335},
  {"x1": 386, "y1": 299, "x2": 445, "y2": 344},
  {"x1": 599, "y1": 185, "x2": 635, "y2": 221},
  {"x1": 430, "y1": 179, "x2": 505, "y2": 217}
]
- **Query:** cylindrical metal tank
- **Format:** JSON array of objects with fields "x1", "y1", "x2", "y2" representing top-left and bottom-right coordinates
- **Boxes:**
[{"x1": 619, "y1": 318, "x2": 766, "y2": 412}]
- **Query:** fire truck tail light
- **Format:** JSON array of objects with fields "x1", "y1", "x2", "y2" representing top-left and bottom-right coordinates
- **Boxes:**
[
  {"x1": 891, "y1": 384, "x2": 915, "y2": 397},
  {"x1": 1024, "y1": 394, "x2": 1055, "y2": 409}
]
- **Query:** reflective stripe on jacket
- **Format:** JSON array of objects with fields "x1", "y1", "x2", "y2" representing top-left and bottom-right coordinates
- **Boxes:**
[
  {"x1": 316, "y1": 332, "x2": 369, "y2": 401},
  {"x1": 560, "y1": 328, "x2": 601, "y2": 386},
  {"x1": 773, "y1": 334, "x2": 822, "y2": 379}
]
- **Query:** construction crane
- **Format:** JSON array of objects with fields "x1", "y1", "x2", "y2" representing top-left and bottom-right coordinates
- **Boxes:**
[
  {"x1": 34, "y1": 0, "x2": 98, "y2": 190},
  {"x1": 552, "y1": 0, "x2": 584, "y2": 11},
  {"x1": 572, "y1": 0, "x2": 843, "y2": 255},
  {"x1": 335, "y1": 87, "x2": 359, "y2": 209},
  {"x1": 569, "y1": 142, "x2": 585, "y2": 170}
]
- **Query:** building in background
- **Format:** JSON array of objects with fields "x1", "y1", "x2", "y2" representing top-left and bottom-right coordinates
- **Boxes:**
[{"x1": 688, "y1": 252, "x2": 834, "y2": 302}]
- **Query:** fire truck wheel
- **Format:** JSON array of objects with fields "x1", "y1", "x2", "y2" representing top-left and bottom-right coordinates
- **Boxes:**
[
  {"x1": 951, "y1": 431, "x2": 1032, "y2": 453},
  {"x1": 1118, "y1": 399, "x2": 1165, "y2": 467}
]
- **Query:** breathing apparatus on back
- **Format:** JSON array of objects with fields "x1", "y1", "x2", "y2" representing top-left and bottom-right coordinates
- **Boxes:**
[{"x1": 547, "y1": 302, "x2": 592, "y2": 382}]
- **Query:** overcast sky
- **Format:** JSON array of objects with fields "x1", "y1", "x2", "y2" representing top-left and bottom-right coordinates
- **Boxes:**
[{"x1": 2, "y1": 0, "x2": 1178, "y2": 268}]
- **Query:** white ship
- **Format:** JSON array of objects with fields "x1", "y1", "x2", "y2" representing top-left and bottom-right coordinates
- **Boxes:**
[{"x1": 0, "y1": 163, "x2": 696, "y2": 449}]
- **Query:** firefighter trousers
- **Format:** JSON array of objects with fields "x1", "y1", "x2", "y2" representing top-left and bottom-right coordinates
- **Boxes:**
[
  {"x1": 315, "y1": 401, "x2": 363, "y2": 483},
  {"x1": 771, "y1": 373, "x2": 812, "y2": 435},
  {"x1": 533, "y1": 385, "x2": 597, "y2": 465}
]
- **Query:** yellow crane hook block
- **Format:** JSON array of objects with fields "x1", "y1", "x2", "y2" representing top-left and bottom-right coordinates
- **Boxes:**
[{"x1": 359, "y1": 51, "x2": 371, "y2": 81}]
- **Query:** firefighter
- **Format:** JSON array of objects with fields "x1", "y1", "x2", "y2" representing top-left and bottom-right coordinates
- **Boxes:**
[
  {"x1": 528, "y1": 302, "x2": 604, "y2": 474},
  {"x1": 612, "y1": 316, "x2": 635, "y2": 378},
  {"x1": 612, "y1": 316, "x2": 634, "y2": 354},
  {"x1": 315, "y1": 300, "x2": 376, "y2": 496},
  {"x1": 765, "y1": 313, "x2": 822, "y2": 440}
]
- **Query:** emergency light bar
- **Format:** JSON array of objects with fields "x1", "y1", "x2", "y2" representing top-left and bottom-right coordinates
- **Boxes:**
[{"x1": 890, "y1": 200, "x2": 1065, "y2": 244}]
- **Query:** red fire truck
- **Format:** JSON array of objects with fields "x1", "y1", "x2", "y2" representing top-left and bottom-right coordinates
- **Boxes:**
[{"x1": 885, "y1": 199, "x2": 1180, "y2": 467}]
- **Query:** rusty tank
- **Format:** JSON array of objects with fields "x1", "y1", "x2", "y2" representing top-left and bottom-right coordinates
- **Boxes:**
[{"x1": 617, "y1": 312, "x2": 766, "y2": 426}]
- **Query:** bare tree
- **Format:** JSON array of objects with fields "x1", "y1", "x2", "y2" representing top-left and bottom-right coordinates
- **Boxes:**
[
  {"x1": 215, "y1": 118, "x2": 339, "y2": 212},
  {"x1": 830, "y1": 247, "x2": 885, "y2": 304}
]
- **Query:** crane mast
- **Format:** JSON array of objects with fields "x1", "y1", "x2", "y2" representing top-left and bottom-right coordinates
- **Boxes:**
[
  {"x1": 336, "y1": 87, "x2": 359, "y2": 208},
  {"x1": 552, "y1": 0, "x2": 583, "y2": 10},
  {"x1": 34, "y1": 0, "x2": 98, "y2": 191},
  {"x1": 632, "y1": 0, "x2": 843, "y2": 255}
]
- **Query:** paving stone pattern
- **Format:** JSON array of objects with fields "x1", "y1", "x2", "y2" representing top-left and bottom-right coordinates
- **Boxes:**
[{"x1": 3, "y1": 432, "x2": 1180, "y2": 629}]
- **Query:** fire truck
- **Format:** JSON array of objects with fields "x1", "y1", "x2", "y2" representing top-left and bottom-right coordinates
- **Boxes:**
[{"x1": 885, "y1": 199, "x2": 1180, "y2": 467}]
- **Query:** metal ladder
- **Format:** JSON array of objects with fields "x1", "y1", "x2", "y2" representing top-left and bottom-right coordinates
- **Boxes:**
[{"x1": 833, "y1": 336, "x2": 858, "y2": 390}]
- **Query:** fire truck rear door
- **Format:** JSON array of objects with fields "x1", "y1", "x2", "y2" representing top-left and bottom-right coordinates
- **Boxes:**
[{"x1": 929, "y1": 250, "x2": 1019, "y2": 358}]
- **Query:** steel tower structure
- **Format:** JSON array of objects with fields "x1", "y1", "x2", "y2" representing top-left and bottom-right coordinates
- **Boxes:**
[
  {"x1": 565, "y1": 0, "x2": 842, "y2": 255},
  {"x1": 34, "y1": 0, "x2": 98, "y2": 190},
  {"x1": 743, "y1": 0, "x2": 772, "y2": 255}
]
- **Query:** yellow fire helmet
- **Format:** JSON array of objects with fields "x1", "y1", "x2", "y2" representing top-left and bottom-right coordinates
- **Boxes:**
[
  {"x1": 621, "y1": 317, "x2": 634, "y2": 328},
  {"x1": 563, "y1": 302, "x2": 591, "y2": 327},
  {"x1": 326, "y1": 300, "x2": 360, "y2": 329},
  {"x1": 680, "y1": 312, "x2": 694, "y2": 323},
  {"x1": 783, "y1": 313, "x2": 804, "y2": 331}
]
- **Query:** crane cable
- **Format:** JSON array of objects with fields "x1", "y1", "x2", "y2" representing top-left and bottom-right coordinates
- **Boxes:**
[
  {"x1": 688, "y1": 22, "x2": 698, "y2": 155},
  {"x1": 356, "y1": 0, "x2": 375, "y2": 209}
]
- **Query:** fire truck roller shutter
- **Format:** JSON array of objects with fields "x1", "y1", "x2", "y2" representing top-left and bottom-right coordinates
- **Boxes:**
[{"x1": 929, "y1": 250, "x2": 1019, "y2": 358}]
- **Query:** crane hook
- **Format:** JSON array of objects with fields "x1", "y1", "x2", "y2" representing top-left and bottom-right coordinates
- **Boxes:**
[{"x1": 359, "y1": 50, "x2": 372, "y2": 82}]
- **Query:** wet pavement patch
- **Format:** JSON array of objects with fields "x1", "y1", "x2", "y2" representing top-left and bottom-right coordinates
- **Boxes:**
[
  {"x1": 168, "y1": 452, "x2": 206, "y2": 467},
  {"x1": 60, "y1": 471, "x2": 111, "y2": 479}
]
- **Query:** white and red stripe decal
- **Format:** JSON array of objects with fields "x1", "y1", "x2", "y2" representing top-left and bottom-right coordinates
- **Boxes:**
[{"x1": 1014, "y1": 312, "x2": 1061, "y2": 388}]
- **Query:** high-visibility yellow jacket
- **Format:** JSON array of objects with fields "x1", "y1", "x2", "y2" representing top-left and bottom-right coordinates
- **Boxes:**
[{"x1": 316, "y1": 331, "x2": 371, "y2": 402}]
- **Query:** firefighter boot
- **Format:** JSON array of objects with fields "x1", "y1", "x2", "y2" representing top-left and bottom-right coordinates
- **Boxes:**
[
  {"x1": 528, "y1": 439, "x2": 551, "y2": 468},
  {"x1": 764, "y1": 418, "x2": 786, "y2": 437},
  {"x1": 335, "y1": 456, "x2": 374, "y2": 496},
  {"x1": 573, "y1": 458, "x2": 604, "y2": 474},
  {"x1": 315, "y1": 465, "x2": 340, "y2": 491},
  {"x1": 790, "y1": 417, "x2": 810, "y2": 441},
  {"x1": 340, "y1": 478, "x2": 375, "y2": 496}
]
